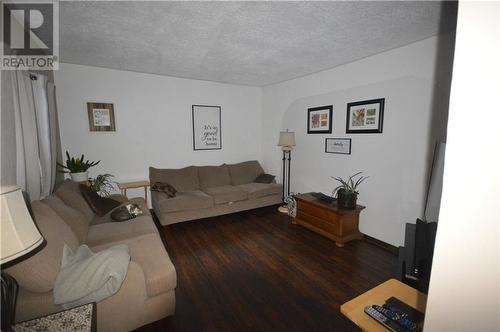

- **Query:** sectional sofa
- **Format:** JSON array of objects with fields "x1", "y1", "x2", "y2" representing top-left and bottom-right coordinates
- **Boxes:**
[
  {"x1": 5, "y1": 180, "x2": 177, "y2": 332},
  {"x1": 150, "y1": 160, "x2": 283, "y2": 225}
]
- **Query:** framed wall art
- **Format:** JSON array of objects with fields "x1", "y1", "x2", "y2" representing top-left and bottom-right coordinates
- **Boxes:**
[
  {"x1": 307, "y1": 105, "x2": 333, "y2": 134},
  {"x1": 87, "y1": 102, "x2": 116, "y2": 132},
  {"x1": 325, "y1": 138, "x2": 351, "y2": 155},
  {"x1": 192, "y1": 105, "x2": 222, "y2": 151},
  {"x1": 346, "y1": 98, "x2": 385, "y2": 134}
]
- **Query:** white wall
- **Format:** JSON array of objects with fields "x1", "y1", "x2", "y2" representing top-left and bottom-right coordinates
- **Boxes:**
[
  {"x1": 261, "y1": 35, "x2": 455, "y2": 246},
  {"x1": 54, "y1": 63, "x2": 262, "y2": 202},
  {"x1": 424, "y1": 2, "x2": 500, "y2": 331}
]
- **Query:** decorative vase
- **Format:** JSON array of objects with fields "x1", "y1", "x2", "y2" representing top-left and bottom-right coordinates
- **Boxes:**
[
  {"x1": 70, "y1": 171, "x2": 88, "y2": 182},
  {"x1": 337, "y1": 189, "x2": 357, "y2": 209}
]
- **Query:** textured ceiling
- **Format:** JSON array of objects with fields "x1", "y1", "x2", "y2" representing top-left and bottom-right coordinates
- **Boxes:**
[{"x1": 60, "y1": 1, "x2": 457, "y2": 86}]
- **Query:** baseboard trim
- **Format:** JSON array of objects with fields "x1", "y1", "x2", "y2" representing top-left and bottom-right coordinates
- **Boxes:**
[{"x1": 363, "y1": 235, "x2": 399, "y2": 255}]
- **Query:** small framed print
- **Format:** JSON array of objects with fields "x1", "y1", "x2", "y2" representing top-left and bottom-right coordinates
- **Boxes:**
[
  {"x1": 307, "y1": 105, "x2": 333, "y2": 134},
  {"x1": 87, "y1": 102, "x2": 116, "y2": 132},
  {"x1": 192, "y1": 105, "x2": 222, "y2": 151},
  {"x1": 346, "y1": 98, "x2": 384, "y2": 134},
  {"x1": 325, "y1": 138, "x2": 351, "y2": 155}
]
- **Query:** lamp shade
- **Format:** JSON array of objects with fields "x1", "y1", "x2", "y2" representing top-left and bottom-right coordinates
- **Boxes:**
[
  {"x1": 278, "y1": 131, "x2": 296, "y2": 150},
  {"x1": 1, "y1": 186, "x2": 43, "y2": 265}
]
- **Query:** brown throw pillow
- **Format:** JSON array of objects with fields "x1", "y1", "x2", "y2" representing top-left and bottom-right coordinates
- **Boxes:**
[
  {"x1": 79, "y1": 184, "x2": 121, "y2": 217},
  {"x1": 151, "y1": 182, "x2": 177, "y2": 198},
  {"x1": 254, "y1": 173, "x2": 275, "y2": 184}
]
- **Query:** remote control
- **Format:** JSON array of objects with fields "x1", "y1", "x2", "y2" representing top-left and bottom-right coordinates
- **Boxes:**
[
  {"x1": 364, "y1": 306, "x2": 408, "y2": 332},
  {"x1": 383, "y1": 305, "x2": 418, "y2": 331},
  {"x1": 373, "y1": 305, "x2": 417, "y2": 331},
  {"x1": 311, "y1": 192, "x2": 335, "y2": 203}
]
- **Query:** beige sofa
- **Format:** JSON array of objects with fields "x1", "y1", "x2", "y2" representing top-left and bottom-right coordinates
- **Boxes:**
[
  {"x1": 150, "y1": 160, "x2": 282, "y2": 226},
  {"x1": 5, "y1": 180, "x2": 176, "y2": 332}
]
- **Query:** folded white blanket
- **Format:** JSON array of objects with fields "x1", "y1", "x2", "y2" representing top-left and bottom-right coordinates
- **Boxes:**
[{"x1": 54, "y1": 244, "x2": 130, "y2": 309}]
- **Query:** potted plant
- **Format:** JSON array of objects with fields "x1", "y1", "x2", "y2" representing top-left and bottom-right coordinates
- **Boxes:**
[
  {"x1": 331, "y1": 172, "x2": 368, "y2": 209},
  {"x1": 89, "y1": 174, "x2": 115, "y2": 197},
  {"x1": 57, "y1": 151, "x2": 100, "y2": 182}
]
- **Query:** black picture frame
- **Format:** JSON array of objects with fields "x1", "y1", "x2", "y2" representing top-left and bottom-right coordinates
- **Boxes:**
[
  {"x1": 325, "y1": 138, "x2": 352, "y2": 155},
  {"x1": 346, "y1": 98, "x2": 385, "y2": 134},
  {"x1": 192, "y1": 105, "x2": 222, "y2": 151},
  {"x1": 307, "y1": 105, "x2": 333, "y2": 134}
]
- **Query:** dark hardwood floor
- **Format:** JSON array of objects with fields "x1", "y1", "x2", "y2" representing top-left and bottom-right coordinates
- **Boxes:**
[{"x1": 137, "y1": 206, "x2": 398, "y2": 332}]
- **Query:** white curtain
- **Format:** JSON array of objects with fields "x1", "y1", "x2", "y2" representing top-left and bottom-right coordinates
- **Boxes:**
[{"x1": 12, "y1": 71, "x2": 56, "y2": 200}]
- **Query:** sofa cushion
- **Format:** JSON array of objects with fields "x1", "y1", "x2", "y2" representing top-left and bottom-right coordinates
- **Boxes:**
[
  {"x1": 149, "y1": 166, "x2": 199, "y2": 191},
  {"x1": 198, "y1": 164, "x2": 231, "y2": 188},
  {"x1": 79, "y1": 184, "x2": 121, "y2": 216},
  {"x1": 90, "y1": 234, "x2": 177, "y2": 297},
  {"x1": 202, "y1": 185, "x2": 248, "y2": 204},
  {"x1": 228, "y1": 160, "x2": 264, "y2": 185},
  {"x1": 158, "y1": 190, "x2": 213, "y2": 213},
  {"x1": 5, "y1": 201, "x2": 79, "y2": 293},
  {"x1": 41, "y1": 196, "x2": 88, "y2": 244},
  {"x1": 237, "y1": 183, "x2": 282, "y2": 199},
  {"x1": 55, "y1": 180, "x2": 95, "y2": 222},
  {"x1": 86, "y1": 216, "x2": 158, "y2": 247}
]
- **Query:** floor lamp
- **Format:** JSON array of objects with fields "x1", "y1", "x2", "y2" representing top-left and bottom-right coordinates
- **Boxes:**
[
  {"x1": 277, "y1": 130, "x2": 295, "y2": 214},
  {"x1": 1, "y1": 186, "x2": 45, "y2": 331}
]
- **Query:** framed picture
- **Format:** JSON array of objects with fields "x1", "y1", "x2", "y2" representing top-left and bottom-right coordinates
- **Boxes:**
[
  {"x1": 87, "y1": 102, "x2": 116, "y2": 132},
  {"x1": 192, "y1": 105, "x2": 222, "y2": 151},
  {"x1": 325, "y1": 138, "x2": 351, "y2": 155},
  {"x1": 346, "y1": 98, "x2": 384, "y2": 133},
  {"x1": 307, "y1": 105, "x2": 333, "y2": 134}
]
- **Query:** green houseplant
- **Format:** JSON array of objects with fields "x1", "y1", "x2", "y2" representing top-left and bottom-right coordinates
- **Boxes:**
[
  {"x1": 89, "y1": 174, "x2": 115, "y2": 197},
  {"x1": 57, "y1": 151, "x2": 100, "y2": 182},
  {"x1": 331, "y1": 172, "x2": 368, "y2": 209}
]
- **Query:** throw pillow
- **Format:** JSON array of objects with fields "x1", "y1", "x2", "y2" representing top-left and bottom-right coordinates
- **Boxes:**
[
  {"x1": 151, "y1": 182, "x2": 177, "y2": 198},
  {"x1": 79, "y1": 184, "x2": 121, "y2": 217},
  {"x1": 254, "y1": 173, "x2": 275, "y2": 184}
]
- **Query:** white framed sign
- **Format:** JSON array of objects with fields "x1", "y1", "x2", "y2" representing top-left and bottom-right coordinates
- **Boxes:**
[
  {"x1": 192, "y1": 105, "x2": 222, "y2": 151},
  {"x1": 325, "y1": 138, "x2": 351, "y2": 155}
]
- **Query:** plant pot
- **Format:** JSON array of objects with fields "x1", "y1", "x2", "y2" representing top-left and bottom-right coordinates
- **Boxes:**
[
  {"x1": 337, "y1": 189, "x2": 358, "y2": 209},
  {"x1": 70, "y1": 171, "x2": 88, "y2": 182}
]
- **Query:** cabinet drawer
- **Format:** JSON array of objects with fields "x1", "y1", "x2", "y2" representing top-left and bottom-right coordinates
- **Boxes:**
[
  {"x1": 298, "y1": 201, "x2": 338, "y2": 221},
  {"x1": 296, "y1": 211, "x2": 340, "y2": 236}
]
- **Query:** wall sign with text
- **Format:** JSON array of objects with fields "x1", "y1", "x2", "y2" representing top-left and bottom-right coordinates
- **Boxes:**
[
  {"x1": 87, "y1": 102, "x2": 115, "y2": 132},
  {"x1": 325, "y1": 138, "x2": 351, "y2": 155},
  {"x1": 192, "y1": 105, "x2": 222, "y2": 151}
]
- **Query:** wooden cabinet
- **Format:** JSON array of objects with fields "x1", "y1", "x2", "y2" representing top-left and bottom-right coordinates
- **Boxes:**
[{"x1": 293, "y1": 193, "x2": 365, "y2": 247}]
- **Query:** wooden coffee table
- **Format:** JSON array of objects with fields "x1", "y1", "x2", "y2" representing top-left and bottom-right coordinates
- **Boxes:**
[{"x1": 293, "y1": 193, "x2": 365, "y2": 247}]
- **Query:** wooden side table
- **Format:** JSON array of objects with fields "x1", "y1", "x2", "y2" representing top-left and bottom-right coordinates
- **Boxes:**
[
  {"x1": 13, "y1": 302, "x2": 96, "y2": 332},
  {"x1": 340, "y1": 279, "x2": 427, "y2": 332},
  {"x1": 117, "y1": 180, "x2": 150, "y2": 202},
  {"x1": 293, "y1": 193, "x2": 365, "y2": 247}
]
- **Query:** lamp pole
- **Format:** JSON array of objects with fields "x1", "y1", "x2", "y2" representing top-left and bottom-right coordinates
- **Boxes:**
[
  {"x1": 287, "y1": 150, "x2": 291, "y2": 198},
  {"x1": 282, "y1": 150, "x2": 286, "y2": 202}
]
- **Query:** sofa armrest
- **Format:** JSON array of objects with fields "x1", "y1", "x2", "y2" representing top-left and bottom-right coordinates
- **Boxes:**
[{"x1": 110, "y1": 194, "x2": 128, "y2": 203}]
